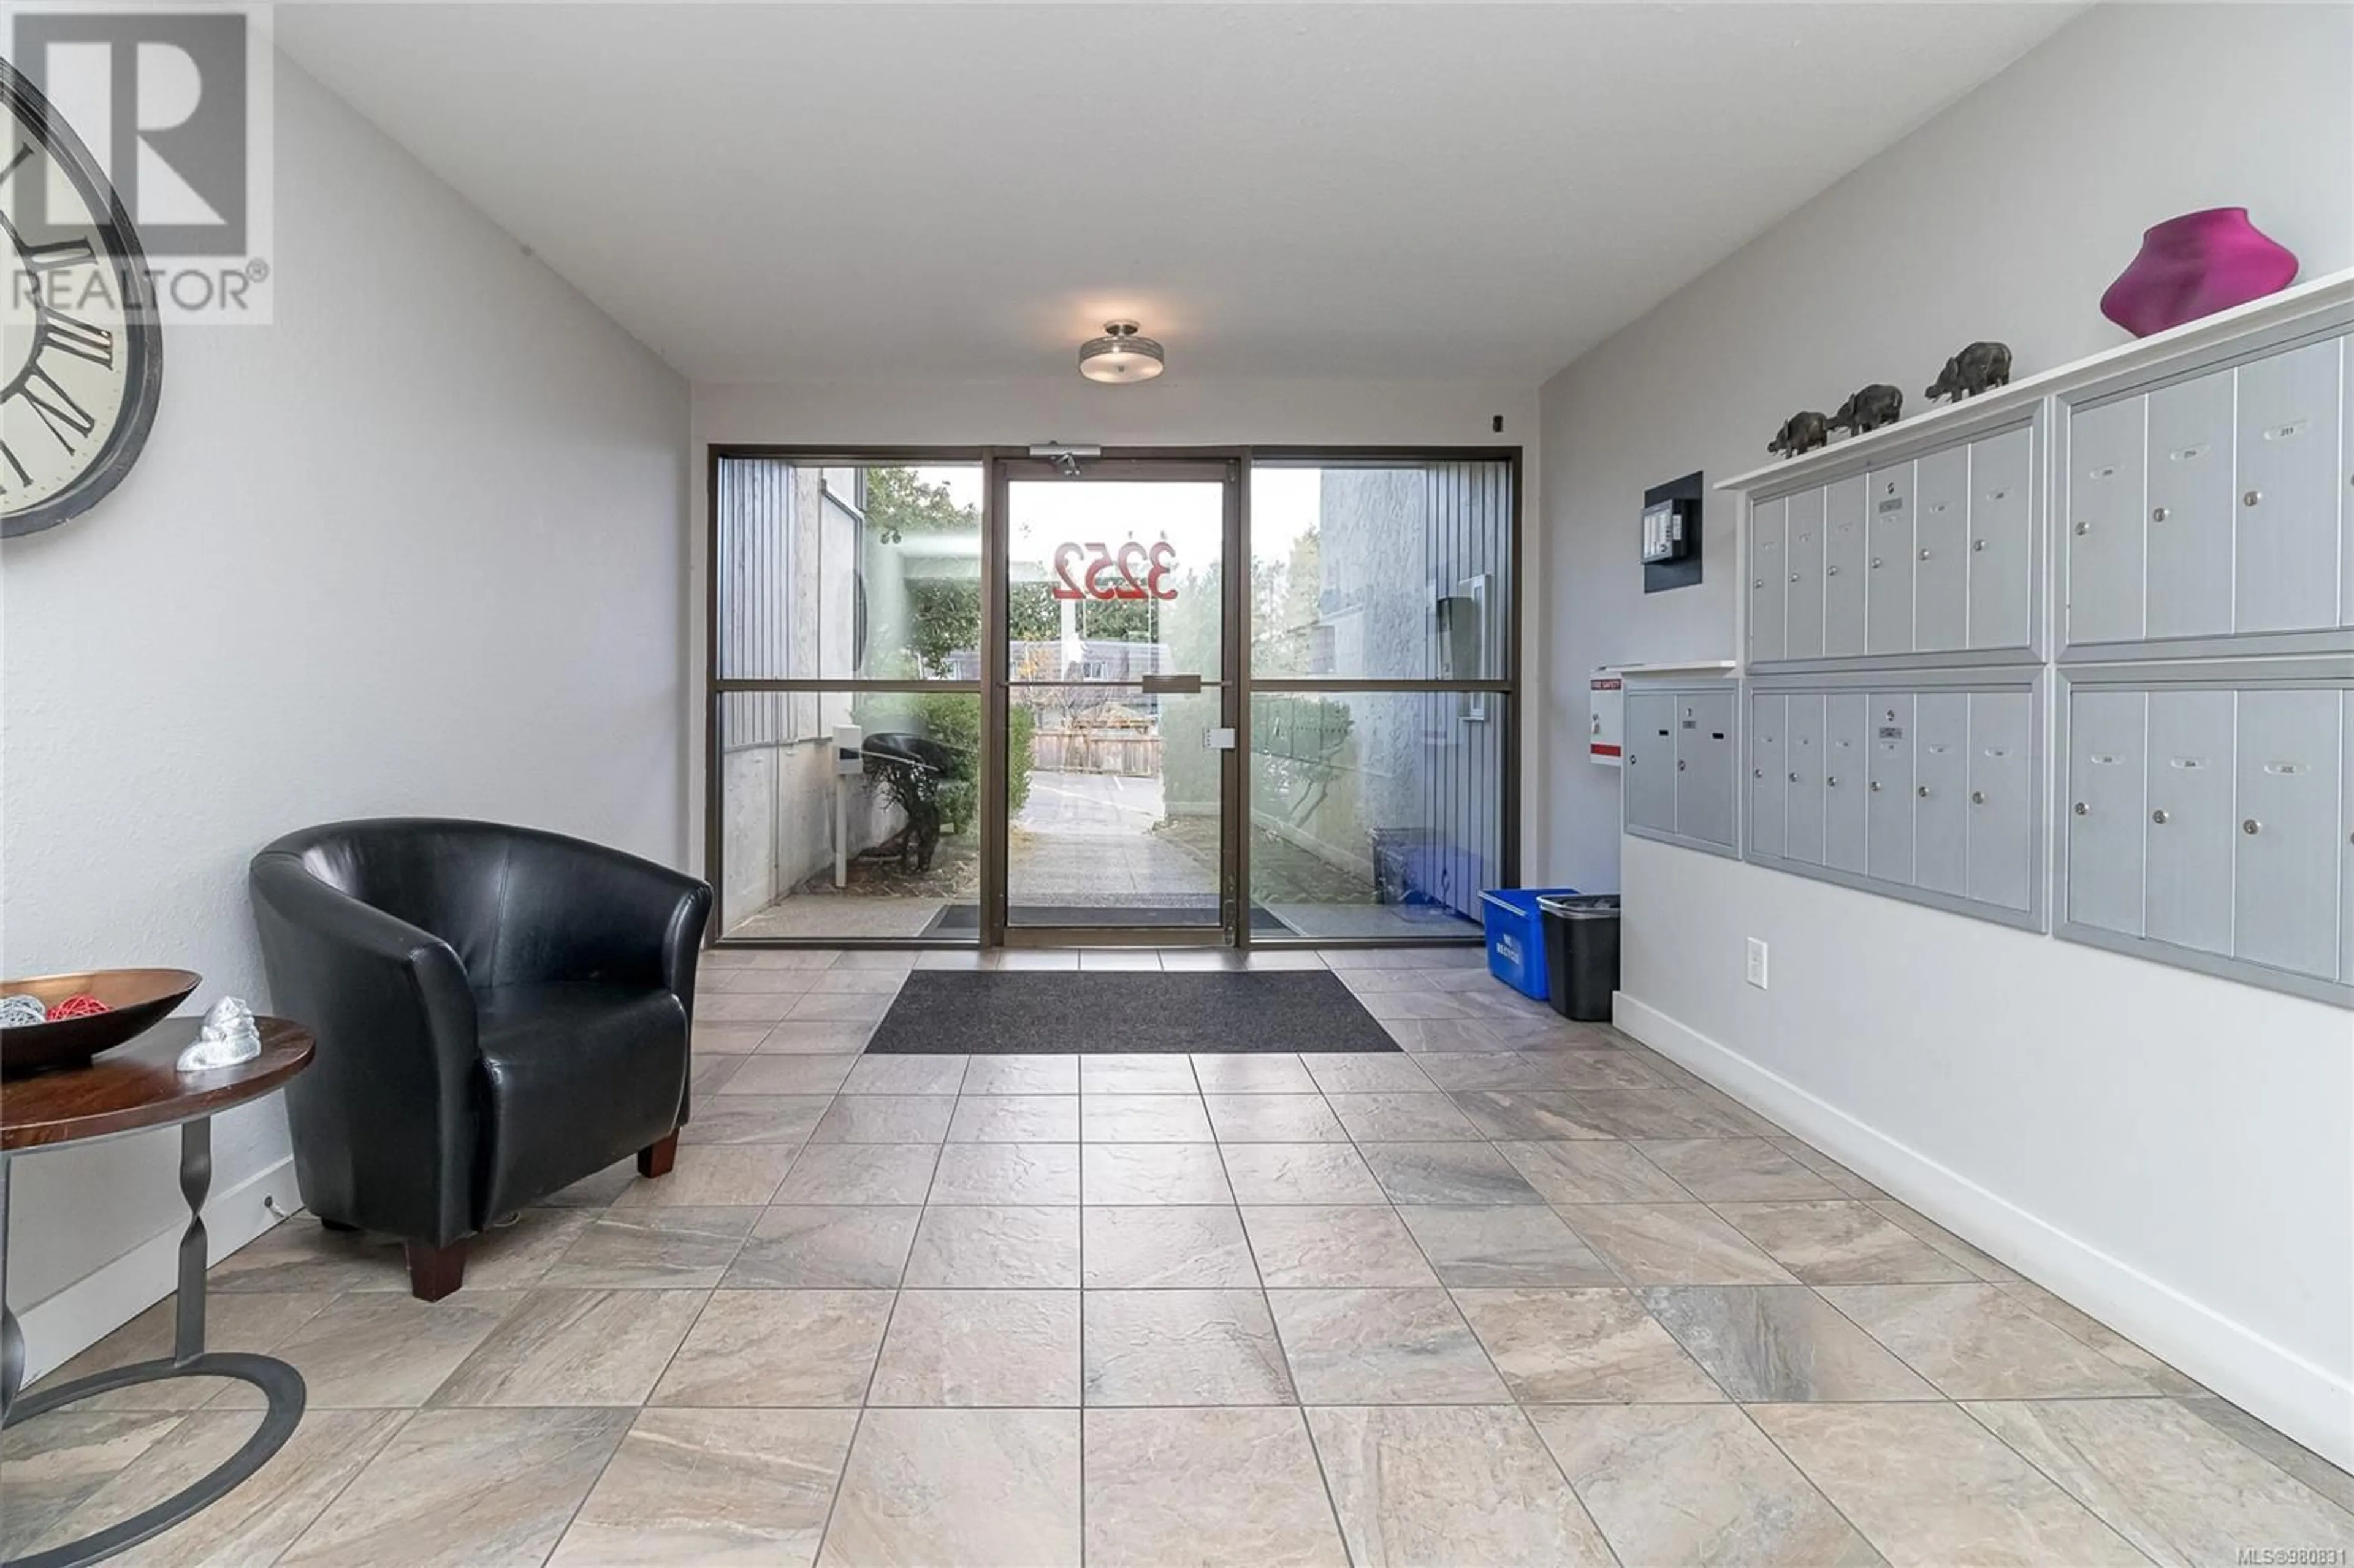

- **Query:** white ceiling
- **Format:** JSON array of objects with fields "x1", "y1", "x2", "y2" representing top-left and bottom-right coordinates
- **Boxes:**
[{"x1": 275, "y1": 3, "x2": 2079, "y2": 386}]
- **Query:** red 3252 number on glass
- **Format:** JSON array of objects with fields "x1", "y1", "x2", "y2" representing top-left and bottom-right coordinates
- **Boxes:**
[{"x1": 1051, "y1": 541, "x2": 1178, "y2": 601}]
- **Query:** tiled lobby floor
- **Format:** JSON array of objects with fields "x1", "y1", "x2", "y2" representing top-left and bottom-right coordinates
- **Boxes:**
[{"x1": 10, "y1": 947, "x2": 2352, "y2": 1566}]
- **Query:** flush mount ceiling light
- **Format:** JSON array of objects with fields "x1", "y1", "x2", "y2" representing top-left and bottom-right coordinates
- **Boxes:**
[{"x1": 1078, "y1": 320, "x2": 1165, "y2": 384}]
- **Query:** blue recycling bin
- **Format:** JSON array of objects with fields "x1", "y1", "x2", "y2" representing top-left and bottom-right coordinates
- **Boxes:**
[{"x1": 1480, "y1": 887, "x2": 1579, "y2": 1001}]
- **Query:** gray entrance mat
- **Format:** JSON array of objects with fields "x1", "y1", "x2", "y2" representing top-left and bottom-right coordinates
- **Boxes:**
[
  {"x1": 925, "y1": 904, "x2": 1290, "y2": 934},
  {"x1": 863, "y1": 970, "x2": 1399, "y2": 1054}
]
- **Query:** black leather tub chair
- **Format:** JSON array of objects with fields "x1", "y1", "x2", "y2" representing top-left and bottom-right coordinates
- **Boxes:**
[{"x1": 250, "y1": 818, "x2": 712, "y2": 1300}]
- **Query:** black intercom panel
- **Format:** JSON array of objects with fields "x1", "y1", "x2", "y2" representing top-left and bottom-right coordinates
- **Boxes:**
[{"x1": 1644, "y1": 471, "x2": 1705, "y2": 594}]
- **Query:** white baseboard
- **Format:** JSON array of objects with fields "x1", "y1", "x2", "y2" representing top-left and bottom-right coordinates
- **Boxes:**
[
  {"x1": 17, "y1": 1155, "x2": 300, "y2": 1383},
  {"x1": 1613, "y1": 990, "x2": 2354, "y2": 1472}
]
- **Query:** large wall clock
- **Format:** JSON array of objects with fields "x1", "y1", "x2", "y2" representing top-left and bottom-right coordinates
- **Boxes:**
[{"x1": 0, "y1": 58, "x2": 164, "y2": 539}]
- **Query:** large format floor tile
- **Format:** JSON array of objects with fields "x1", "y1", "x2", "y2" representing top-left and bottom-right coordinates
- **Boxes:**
[
  {"x1": 548, "y1": 1408, "x2": 857, "y2": 1567},
  {"x1": 1266, "y1": 1288, "x2": 1509, "y2": 1404},
  {"x1": 932, "y1": 1141, "x2": 1083, "y2": 1204},
  {"x1": 1219, "y1": 1143, "x2": 1388, "y2": 1205},
  {"x1": 429, "y1": 1288, "x2": 706, "y2": 1407},
  {"x1": 1083, "y1": 1289, "x2": 1296, "y2": 1405},
  {"x1": 1298, "y1": 1053, "x2": 1436, "y2": 1094},
  {"x1": 841, "y1": 1053, "x2": 967, "y2": 1094},
  {"x1": 1395, "y1": 1204, "x2": 1615, "y2": 1286},
  {"x1": 869, "y1": 1289, "x2": 1080, "y2": 1406},
  {"x1": 820, "y1": 1409, "x2": 1081, "y2": 1567},
  {"x1": 205, "y1": 1221, "x2": 409, "y2": 1295},
  {"x1": 1308, "y1": 1405, "x2": 1615, "y2": 1567},
  {"x1": 1714, "y1": 1200, "x2": 1979, "y2": 1284},
  {"x1": 1, "y1": 1410, "x2": 186, "y2": 1555},
  {"x1": 26, "y1": 951, "x2": 2337, "y2": 1568},
  {"x1": 1557, "y1": 1203, "x2": 1798, "y2": 1285},
  {"x1": 1357, "y1": 1142, "x2": 1545, "y2": 1205},
  {"x1": 1205, "y1": 1092, "x2": 1350, "y2": 1143},
  {"x1": 1453, "y1": 1288, "x2": 1724, "y2": 1404},
  {"x1": 276, "y1": 1408, "x2": 630, "y2": 1568},
  {"x1": 1081, "y1": 1054, "x2": 1200, "y2": 1093},
  {"x1": 1491, "y1": 1139, "x2": 1691, "y2": 1204},
  {"x1": 947, "y1": 1093, "x2": 1079, "y2": 1142},
  {"x1": 1194, "y1": 1052, "x2": 1320, "y2": 1094},
  {"x1": 1241, "y1": 1205, "x2": 1438, "y2": 1287},
  {"x1": 1820, "y1": 1282, "x2": 2158, "y2": 1399},
  {"x1": 962, "y1": 1052, "x2": 1079, "y2": 1094},
  {"x1": 31, "y1": 1410, "x2": 403, "y2": 1567},
  {"x1": 772, "y1": 1143, "x2": 939, "y2": 1205},
  {"x1": 1632, "y1": 1138, "x2": 1843, "y2": 1201},
  {"x1": 1640, "y1": 1285, "x2": 1938, "y2": 1402},
  {"x1": 1445, "y1": 1089, "x2": 1617, "y2": 1141},
  {"x1": 722, "y1": 1205, "x2": 920, "y2": 1288},
  {"x1": 903, "y1": 1203, "x2": 1080, "y2": 1287},
  {"x1": 1327, "y1": 1092, "x2": 1484, "y2": 1141},
  {"x1": 543, "y1": 1206, "x2": 758, "y2": 1290},
  {"x1": 1965, "y1": 1398, "x2": 2354, "y2": 1564},
  {"x1": 209, "y1": 1290, "x2": 523, "y2": 1410},
  {"x1": 715, "y1": 1054, "x2": 856, "y2": 1095},
  {"x1": 755, "y1": 1022, "x2": 879, "y2": 1057},
  {"x1": 1999, "y1": 1281, "x2": 2203, "y2": 1395},
  {"x1": 1086, "y1": 1408, "x2": 1349, "y2": 1567},
  {"x1": 612, "y1": 1145, "x2": 797, "y2": 1208},
  {"x1": 26, "y1": 1292, "x2": 332, "y2": 1414},
  {"x1": 1751, "y1": 1401, "x2": 2150, "y2": 1566},
  {"x1": 1081, "y1": 1143, "x2": 1231, "y2": 1204},
  {"x1": 1081, "y1": 1093, "x2": 1216, "y2": 1143},
  {"x1": 2181, "y1": 1394, "x2": 2354, "y2": 1514},
  {"x1": 677, "y1": 1094, "x2": 828, "y2": 1146},
  {"x1": 1531, "y1": 1403, "x2": 1879, "y2": 1566},
  {"x1": 650, "y1": 1290, "x2": 892, "y2": 1407},
  {"x1": 1085, "y1": 1205, "x2": 1259, "y2": 1287},
  {"x1": 810, "y1": 1093, "x2": 956, "y2": 1144}
]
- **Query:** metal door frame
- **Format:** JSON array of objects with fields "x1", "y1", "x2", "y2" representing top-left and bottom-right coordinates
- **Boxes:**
[
  {"x1": 705, "y1": 443, "x2": 1523, "y2": 952},
  {"x1": 984, "y1": 451, "x2": 1246, "y2": 947}
]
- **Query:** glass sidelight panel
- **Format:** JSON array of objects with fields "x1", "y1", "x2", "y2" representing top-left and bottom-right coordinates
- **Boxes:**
[
  {"x1": 1249, "y1": 462, "x2": 1513, "y2": 682},
  {"x1": 712, "y1": 455, "x2": 988, "y2": 943},
  {"x1": 1246, "y1": 454, "x2": 1515, "y2": 943},
  {"x1": 717, "y1": 459, "x2": 985, "y2": 681},
  {"x1": 715, "y1": 690, "x2": 984, "y2": 940},
  {"x1": 1247, "y1": 690, "x2": 1504, "y2": 939}
]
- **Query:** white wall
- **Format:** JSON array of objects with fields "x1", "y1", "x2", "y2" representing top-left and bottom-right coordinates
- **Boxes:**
[
  {"x1": 690, "y1": 376, "x2": 1542, "y2": 879},
  {"x1": 1, "y1": 55, "x2": 689, "y2": 1372},
  {"x1": 1538, "y1": 3, "x2": 2354, "y2": 1463}
]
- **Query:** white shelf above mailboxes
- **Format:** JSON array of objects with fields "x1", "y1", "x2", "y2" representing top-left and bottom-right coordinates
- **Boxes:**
[{"x1": 1720, "y1": 267, "x2": 2354, "y2": 495}]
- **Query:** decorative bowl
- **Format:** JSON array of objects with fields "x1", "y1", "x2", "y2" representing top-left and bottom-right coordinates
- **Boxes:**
[{"x1": 0, "y1": 969, "x2": 201, "y2": 1078}]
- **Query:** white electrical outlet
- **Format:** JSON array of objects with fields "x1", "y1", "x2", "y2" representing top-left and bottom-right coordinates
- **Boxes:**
[{"x1": 1746, "y1": 938, "x2": 1769, "y2": 989}]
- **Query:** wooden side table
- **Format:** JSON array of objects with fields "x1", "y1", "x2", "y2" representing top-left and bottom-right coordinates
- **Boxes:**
[{"x1": 1, "y1": 1017, "x2": 313, "y2": 1568}]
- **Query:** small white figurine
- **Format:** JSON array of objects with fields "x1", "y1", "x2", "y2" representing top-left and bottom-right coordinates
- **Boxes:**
[{"x1": 177, "y1": 996, "x2": 262, "y2": 1071}]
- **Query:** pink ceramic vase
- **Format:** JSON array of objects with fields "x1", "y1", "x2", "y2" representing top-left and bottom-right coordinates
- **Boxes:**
[{"x1": 2100, "y1": 207, "x2": 2298, "y2": 337}]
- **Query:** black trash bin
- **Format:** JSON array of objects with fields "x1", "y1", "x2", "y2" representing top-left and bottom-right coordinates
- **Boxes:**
[{"x1": 1539, "y1": 894, "x2": 1621, "y2": 1022}]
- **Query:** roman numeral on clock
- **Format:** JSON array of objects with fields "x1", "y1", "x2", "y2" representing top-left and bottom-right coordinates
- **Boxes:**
[
  {"x1": 39, "y1": 306, "x2": 113, "y2": 367},
  {"x1": 17, "y1": 365, "x2": 96, "y2": 448},
  {"x1": 0, "y1": 441, "x2": 29, "y2": 490},
  {"x1": 25, "y1": 237, "x2": 96, "y2": 273}
]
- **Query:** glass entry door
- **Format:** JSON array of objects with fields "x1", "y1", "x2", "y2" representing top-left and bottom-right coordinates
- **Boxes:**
[{"x1": 987, "y1": 459, "x2": 1238, "y2": 943}]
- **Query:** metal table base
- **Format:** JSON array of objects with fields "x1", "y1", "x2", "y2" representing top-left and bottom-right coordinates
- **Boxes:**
[{"x1": 1, "y1": 1121, "x2": 307, "y2": 1567}]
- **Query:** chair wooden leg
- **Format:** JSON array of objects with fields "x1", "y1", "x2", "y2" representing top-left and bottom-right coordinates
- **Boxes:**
[
  {"x1": 637, "y1": 1132, "x2": 679, "y2": 1179},
  {"x1": 405, "y1": 1238, "x2": 468, "y2": 1302}
]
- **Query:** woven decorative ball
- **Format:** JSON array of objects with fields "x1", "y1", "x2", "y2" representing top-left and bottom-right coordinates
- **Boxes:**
[
  {"x1": 46, "y1": 994, "x2": 112, "y2": 1021},
  {"x1": 0, "y1": 993, "x2": 48, "y2": 1027}
]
